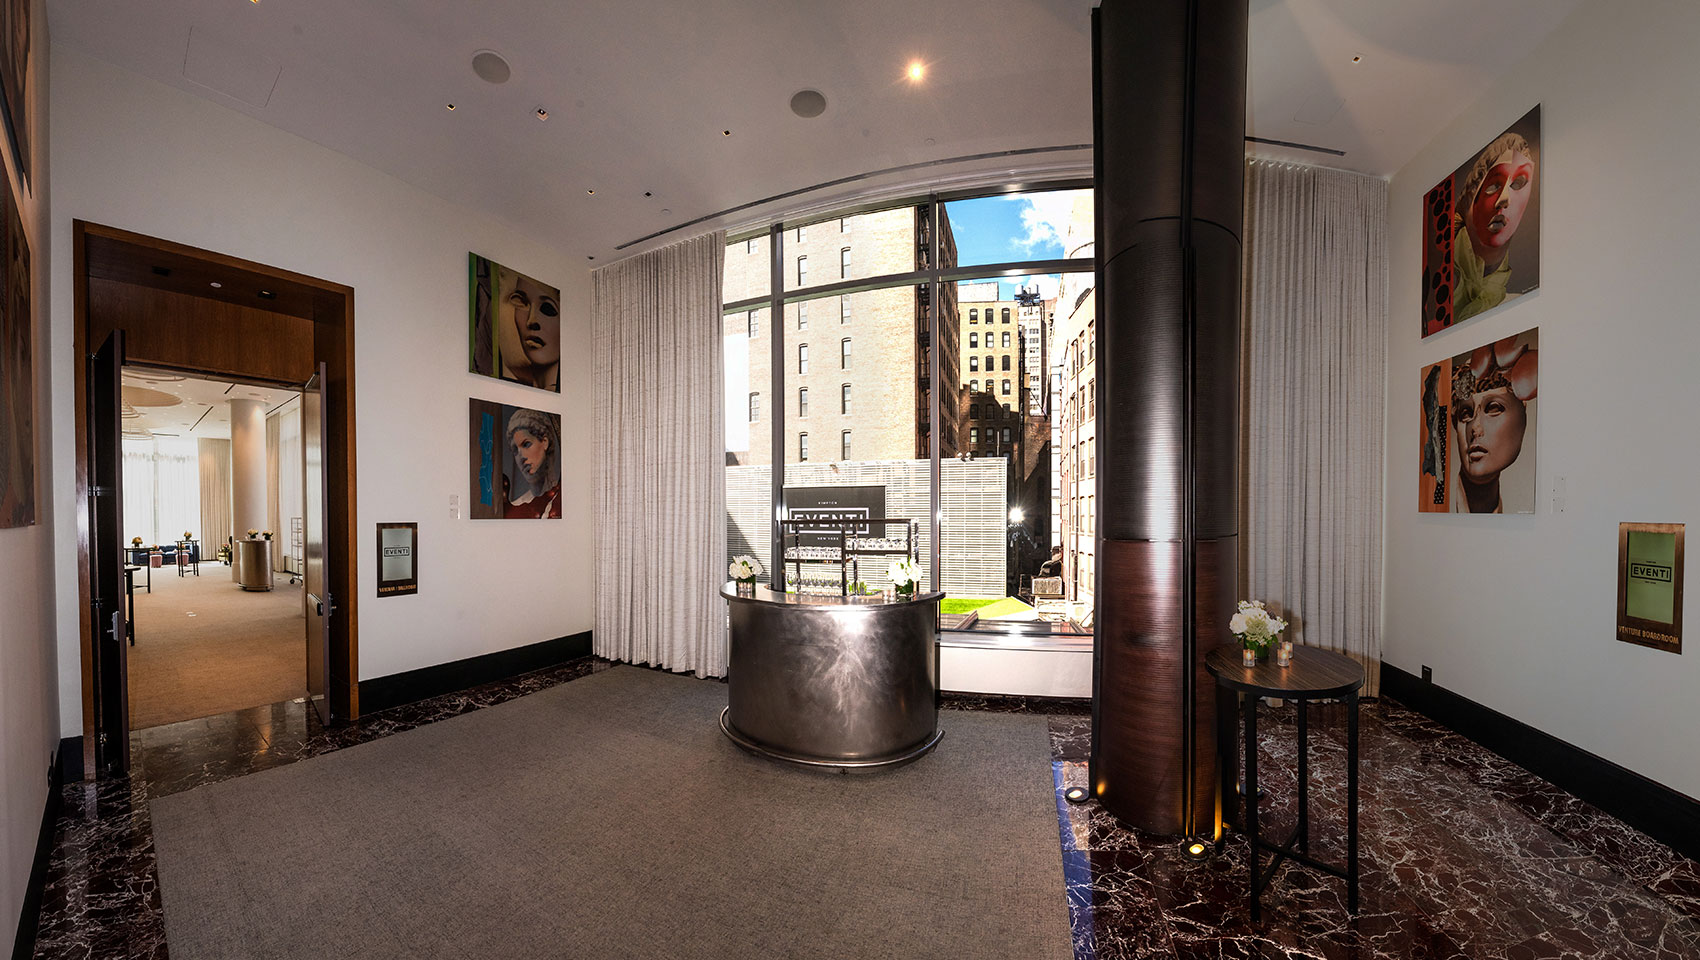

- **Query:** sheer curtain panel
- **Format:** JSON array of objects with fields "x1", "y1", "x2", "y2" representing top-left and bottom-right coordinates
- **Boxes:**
[
  {"x1": 1242, "y1": 159, "x2": 1387, "y2": 693},
  {"x1": 198, "y1": 438, "x2": 232, "y2": 558},
  {"x1": 593, "y1": 232, "x2": 728, "y2": 677}
]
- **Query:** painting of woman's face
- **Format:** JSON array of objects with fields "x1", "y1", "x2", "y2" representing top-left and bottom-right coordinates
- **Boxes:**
[
  {"x1": 511, "y1": 427, "x2": 549, "y2": 482},
  {"x1": 471, "y1": 254, "x2": 563, "y2": 393},
  {"x1": 1452, "y1": 386, "x2": 1526, "y2": 485},
  {"x1": 1467, "y1": 149, "x2": 1535, "y2": 255},
  {"x1": 502, "y1": 272, "x2": 560, "y2": 368}
]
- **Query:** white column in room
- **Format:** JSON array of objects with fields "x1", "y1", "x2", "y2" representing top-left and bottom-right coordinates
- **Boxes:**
[{"x1": 229, "y1": 397, "x2": 268, "y2": 545}]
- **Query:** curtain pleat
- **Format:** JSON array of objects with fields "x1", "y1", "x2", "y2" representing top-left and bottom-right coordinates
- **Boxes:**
[
  {"x1": 592, "y1": 232, "x2": 728, "y2": 677},
  {"x1": 1243, "y1": 160, "x2": 1387, "y2": 695},
  {"x1": 197, "y1": 438, "x2": 232, "y2": 556}
]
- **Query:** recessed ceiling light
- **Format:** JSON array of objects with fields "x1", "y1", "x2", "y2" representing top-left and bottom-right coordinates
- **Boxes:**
[
  {"x1": 722, "y1": 129, "x2": 732, "y2": 136},
  {"x1": 644, "y1": 191, "x2": 652, "y2": 198},
  {"x1": 1351, "y1": 55, "x2": 1362, "y2": 63},
  {"x1": 586, "y1": 189, "x2": 595, "y2": 195},
  {"x1": 789, "y1": 89, "x2": 827, "y2": 119},
  {"x1": 587, "y1": 256, "x2": 595, "y2": 261},
  {"x1": 209, "y1": 281, "x2": 222, "y2": 289},
  {"x1": 535, "y1": 107, "x2": 549, "y2": 121},
  {"x1": 471, "y1": 50, "x2": 511, "y2": 85},
  {"x1": 151, "y1": 266, "x2": 172, "y2": 277},
  {"x1": 907, "y1": 61, "x2": 926, "y2": 82},
  {"x1": 257, "y1": 290, "x2": 276, "y2": 300},
  {"x1": 446, "y1": 103, "x2": 456, "y2": 111}
]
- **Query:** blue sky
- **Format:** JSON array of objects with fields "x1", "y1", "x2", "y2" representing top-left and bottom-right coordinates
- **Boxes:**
[{"x1": 944, "y1": 190, "x2": 1088, "y2": 300}]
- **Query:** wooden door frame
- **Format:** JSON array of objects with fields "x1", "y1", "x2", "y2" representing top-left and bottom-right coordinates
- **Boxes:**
[{"x1": 73, "y1": 220, "x2": 360, "y2": 777}]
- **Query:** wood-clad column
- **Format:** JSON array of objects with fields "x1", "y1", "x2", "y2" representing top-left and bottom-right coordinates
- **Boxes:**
[{"x1": 1090, "y1": 0, "x2": 1247, "y2": 837}]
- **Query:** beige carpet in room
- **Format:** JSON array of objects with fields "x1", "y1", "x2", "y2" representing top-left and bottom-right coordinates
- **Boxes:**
[{"x1": 127, "y1": 563, "x2": 306, "y2": 729}]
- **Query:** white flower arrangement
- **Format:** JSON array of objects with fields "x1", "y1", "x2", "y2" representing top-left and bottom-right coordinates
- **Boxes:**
[
  {"x1": 728, "y1": 555, "x2": 763, "y2": 582},
  {"x1": 888, "y1": 557, "x2": 922, "y2": 595},
  {"x1": 1229, "y1": 600, "x2": 1289, "y2": 652}
]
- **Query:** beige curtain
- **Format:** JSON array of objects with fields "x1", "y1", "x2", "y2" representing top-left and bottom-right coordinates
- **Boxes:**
[
  {"x1": 593, "y1": 232, "x2": 728, "y2": 677},
  {"x1": 197, "y1": 438, "x2": 232, "y2": 560},
  {"x1": 1242, "y1": 159, "x2": 1387, "y2": 695}
]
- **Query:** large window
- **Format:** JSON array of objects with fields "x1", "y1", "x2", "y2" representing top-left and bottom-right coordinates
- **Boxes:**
[{"x1": 723, "y1": 185, "x2": 1094, "y2": 633}]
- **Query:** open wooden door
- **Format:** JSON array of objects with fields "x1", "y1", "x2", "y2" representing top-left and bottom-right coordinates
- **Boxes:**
[
  {"x1": 302, "y1": 363, "x2": 331, "y2": 725},
  {"x1": 89, "y1": 330, "x2": 130, "y2": 774}
]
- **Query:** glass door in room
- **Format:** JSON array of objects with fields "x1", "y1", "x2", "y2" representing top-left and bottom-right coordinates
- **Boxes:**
[
  {"x1": 89, "y1": 330, "x2": 131, "y2": 775},
  {"x1": 302, "y1": 364, "x2": 331, "y2": 725}
]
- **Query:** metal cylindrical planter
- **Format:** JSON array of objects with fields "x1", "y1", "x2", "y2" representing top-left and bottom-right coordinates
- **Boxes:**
[
  {"x1": 234, "y1": 539, "x2": 274, "y2": 591},
  {"x1": 722, "y1": 585, "x2": 942, "y2": 769}
]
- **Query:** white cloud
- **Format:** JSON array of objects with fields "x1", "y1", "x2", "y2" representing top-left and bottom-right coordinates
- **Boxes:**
[{"x1": 1008, "y1": 190, "x2": 1086, "y2": 256}]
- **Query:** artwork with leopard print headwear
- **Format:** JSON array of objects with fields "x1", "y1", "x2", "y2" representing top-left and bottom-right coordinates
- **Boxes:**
[{"x1": 1419, "y1": 328, "x2": 1538, "y2": 514}]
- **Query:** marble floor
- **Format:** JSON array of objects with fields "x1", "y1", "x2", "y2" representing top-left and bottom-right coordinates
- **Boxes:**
[{"x1": 28, "y1": 659, "x2": 1700, "y2": 959}]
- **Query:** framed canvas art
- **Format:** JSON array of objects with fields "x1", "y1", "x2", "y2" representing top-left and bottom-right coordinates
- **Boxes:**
[
  {"x1": 469, "y1": 253, "x2": 561, "y2": 393},
  {"x1": 468, "y1": 398, "x2": 562, "y2": 519},
  {"x1": 1418, "y1": 328, "x2": 1538, "y2": 514}
]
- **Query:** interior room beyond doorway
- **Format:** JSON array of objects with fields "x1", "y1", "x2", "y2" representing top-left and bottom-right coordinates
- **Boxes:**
[{"x1": 121, "y1": 367, "x2": 306, "y2": 729}]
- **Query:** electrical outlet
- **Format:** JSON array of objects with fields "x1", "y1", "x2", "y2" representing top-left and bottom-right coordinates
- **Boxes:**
[
  {"x1": 449, "y1": 494, "x2": 461, "y2": 520},
  {"x1": 1421, "y1": 665, "x2": 1433, "y2": 682}
]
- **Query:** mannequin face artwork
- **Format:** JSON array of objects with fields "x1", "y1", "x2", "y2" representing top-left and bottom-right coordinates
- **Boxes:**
[{"x1": 1467, "y1": 149, "x2": 1535, "y2": 261}]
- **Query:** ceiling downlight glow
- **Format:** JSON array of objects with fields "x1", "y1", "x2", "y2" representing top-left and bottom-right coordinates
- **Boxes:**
[{"x1": 907, "y1": 61, "x2": 926, "y2": 82}]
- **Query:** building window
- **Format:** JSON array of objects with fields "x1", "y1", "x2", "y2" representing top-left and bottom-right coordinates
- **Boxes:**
[
  {"x1": 798, "y1": 387, "x2": 809, "y2": 418},
  {"x1": 969, "y1": 332, "x2": 979, "y2": 349},
  {"x1": 748, "y1": 392, "x2": 759, "y2": 423},
  {"x1": 984, "y1": 355, "x2": 993, "y2": 373},
  {"x1": 841, "y1": 430, "x2": 852, "y2": 460},
  {"x1": 841, "y1": 383, "x2": 851, "y2": 414},
  {"x1": 969, "y1": 403, "x2": 979, "y2": 419},
  {"x1": 799, "y1": 433, "x2": 809, "y2": 461},
  {"x1": 1088, "y1": 379, "x2": 1096, "y2": 421},
  {"x1": 970, "y1": 379, "x2": 979, "y2": 392},
  {"x1": 1001, "y1": 379, "x2": 1011, "y2": 395},
  {"x1": 1087, "y1": 320, "x2": 1096, "y2": 360},
  {"x1": 840, "y1": 247, "x2": 851, "y2": 278},
  {"x1": 1001, "y1": 355, "x2": 1010, "y2": 371},
  {"x1": 798, "y1": 343, "x2": 809, "y2": 374},
  {"x1": 970, "y1": 427, "x2": 979, "y2": 444},
  {"x1": 1001, "y1": 331, "x2": 1011, "y2": 348},
  {"x1": 798, "y1": 301, "x2": 808, "y2": 330},
  {"x1": 1002, "y1": 308, "x2": 1011, "y2": 323},
  {"x1": 969, "y1": 356, "x2": 979, "y2": 372},
  {"x1": 796, "y1": 224, "x2": 807, "y2": 243},
  {"x1": 840, "y1": 295, "x2": 851, "y2": 323},
  {"x1": 839, "y1": 217, "x2": 847, "y2": 232},
  {"x1": 747, "y1": 310, "x2": 759, "y2": 337},
  {"x1": 746, "y1": 237, "x2": 757, "y2": 254},
  {"x1": 969, "y1": 309, "x2": 978, "y2": 323},
  {"x1": 797, "y1": 256, "x2": 807, "y2": 286},
  {"x1": 1002, "y1": 427, "x2": 1013, "y2": 443},
  {"x1": 1088, "y1": 437, "x2": 1096, "y2": 477},
  {"x1": 840, "y1": 338, "x2": 852, "y2": 369}
]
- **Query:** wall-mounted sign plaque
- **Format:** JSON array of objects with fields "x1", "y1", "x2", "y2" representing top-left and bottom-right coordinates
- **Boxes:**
[
  {"x1": 377, "y1": 522, "x2": 418, "y2": 597},
  {"x1": 1616, "y1": 522, "x2": 1682, "y2": 654}
]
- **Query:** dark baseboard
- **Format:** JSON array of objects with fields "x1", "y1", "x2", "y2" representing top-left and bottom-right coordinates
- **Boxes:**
[
  {"x1": 55, "y1": 737, "x2": 82, "y2": 783},
  {"x1": 359, "y1": 632, "x2": 592, "y2": 715},
  {"x1": 12, "y1": 745, "x2": 65, "y2": 960},
  {"x1": 1381, "y1": 661, "x2": 1700, "y2": 862}
]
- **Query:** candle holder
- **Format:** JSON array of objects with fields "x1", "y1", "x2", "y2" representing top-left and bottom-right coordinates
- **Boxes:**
[
  {"x1": 1275, "y1": 640, "x2": 1293, "y2": 667},
  {"x1": 1241, "y1": 647, "x2": 1258, "y2": 667}
]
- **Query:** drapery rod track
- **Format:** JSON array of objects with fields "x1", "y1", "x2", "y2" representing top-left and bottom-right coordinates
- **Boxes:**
[{"x1": 722, "y1": 258, "x2": 1092, "y2": 316}]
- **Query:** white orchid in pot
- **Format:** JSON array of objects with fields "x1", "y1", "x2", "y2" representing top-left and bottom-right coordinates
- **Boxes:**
[
  {"x1": 728, "y1": 555, "x2": 763, "y2": 595},
  {"x1": 1230, "y1": 600, "x2": 1288, "y2": 664},
  {"x1": 888, "y1": 557, "x2": 922, "y2": 600}
]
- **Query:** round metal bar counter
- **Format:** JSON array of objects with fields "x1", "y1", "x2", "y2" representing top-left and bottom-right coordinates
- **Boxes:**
[{"x1": 721, "y1": 583, "x2": 943, "y2": 770}]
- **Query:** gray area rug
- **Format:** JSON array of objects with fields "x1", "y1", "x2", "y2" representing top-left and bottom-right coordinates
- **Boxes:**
[{"x1": 152, "y1": 666, "x2": 1072, "y2": 959}]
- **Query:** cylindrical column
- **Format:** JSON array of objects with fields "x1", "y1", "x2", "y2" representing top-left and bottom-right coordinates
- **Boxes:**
[
  {"x1": 1090, "y1": 0, "x2": 1247, "y2": 837},
  {"x1": 229, "y1": 398, "x2": 267, "y2": 581}
]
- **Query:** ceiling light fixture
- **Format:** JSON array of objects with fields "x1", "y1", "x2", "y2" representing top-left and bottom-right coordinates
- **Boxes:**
[
  {"x1": 907, "y1": 61, "x2": 925, "y2": 82},
  {"x1": 1351, "y1": 55, "x2": 1362, "y2": 63},
  {"x1": 209, "y1": 281, "x2": 222, "y2": 289},
  {"x1": 471, "y1": 50, "x2": 511, "y2": 85},
  {"x1": 257, "y1": 290, "x2": 276, "y2": 300},
  {"x1": 789, "y1": 89, "x2": 827, "y2": 119},
  {"x1": 644, "y1": 191, "x2": 652, "y2": 198},
  {"x1": 151, "y1": 266, "x2": 172, "y2": 277},
  {"x1": 722, "y1": 129, "x2": 732, "y2": 136},
  {"x1": 446, "y1": 103, "x2": 456, "y2": 111},
  {"x1": 586, "y1": 189, "x2": 595, "y2": 195},
  {"x1": 535, "y1": 107, "x2": 549, "y2": 121}
]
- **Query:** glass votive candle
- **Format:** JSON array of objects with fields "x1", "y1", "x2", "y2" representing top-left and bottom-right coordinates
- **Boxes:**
[
  {"x1": 1276, "y1": 640, "x2": 1293, "y2": 666},
  {"x1": 1241, "y1": 647, "x2": 1257, "y2": 667}
]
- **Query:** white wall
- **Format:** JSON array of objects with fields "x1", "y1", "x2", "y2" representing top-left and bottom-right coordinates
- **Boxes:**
[
  {"x1": 1384, "y1": 0, "x2": 1700, "y2": 798},
  {"x1": 49, "y1": 44, "x2": 594, "y2": 737},
  {"x1": 0, "y1": 2, "x2": 54, "y2": 947}
]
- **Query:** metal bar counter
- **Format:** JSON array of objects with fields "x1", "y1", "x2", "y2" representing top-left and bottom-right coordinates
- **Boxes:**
[{"x1": 721, "y1": 583, "x2": 943, "y2": 770}]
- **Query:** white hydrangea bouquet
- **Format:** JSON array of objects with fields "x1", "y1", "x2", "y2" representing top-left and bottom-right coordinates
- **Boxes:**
[
  {"x1": 728, "y1": 554, "x2": 763, "y2": 587},
  {"x1": 1229, "y1": 600, "x2": 1288, "y2": 656},
  {"x1": 888, "y1": 557, "x2": 922, "y2": 599}
]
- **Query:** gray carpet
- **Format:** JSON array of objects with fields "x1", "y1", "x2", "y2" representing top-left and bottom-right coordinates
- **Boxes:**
[{"x1": 151, "y1": 666, "x2": 1072, "y2": 959}]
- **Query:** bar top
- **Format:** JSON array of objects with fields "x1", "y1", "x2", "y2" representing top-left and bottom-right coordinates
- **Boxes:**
[{"x1": 722, "y1": 583, "x2": 944, "y2": 610}]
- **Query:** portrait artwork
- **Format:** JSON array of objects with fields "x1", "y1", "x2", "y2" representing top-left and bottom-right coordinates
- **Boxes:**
[
  {"x1": 1417, "y1": 328, "x2": 1538, "y2": 515},
  {"x1": 468, "y1": 399, "x2": 562, "y2": 520},
  {"x1": 0, "y1": 170, "x2": 31, "y2": 527},
  {"x1": 1421, "y1": 106, "x2": 1540, "y2": 337},
  {"x1": 469, "y1": 253, "x2": 561, "y2": 393}
]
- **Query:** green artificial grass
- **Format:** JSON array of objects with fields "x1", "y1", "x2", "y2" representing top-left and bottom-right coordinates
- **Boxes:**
[{"x1": 940, "y1": 597, "x2": 1003, "y2": 615}]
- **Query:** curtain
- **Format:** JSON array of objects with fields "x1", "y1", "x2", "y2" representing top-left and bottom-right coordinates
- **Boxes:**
[
  {"x1": 593, "y1": 232, "x2": 727, "y2": 677},
  {"x1": 198, "y1": 438, "x2": 232, "y2": 557},
  {"x1": 276, "y1": 405, "x2": 303, "y2": 573},
  {"x1": 121, "y1": 435, "x2": 202, "y2": 547},
  {"x1": 1242, "y1": 159, "x2": 1387, "y2": 695},
  {"x1": 122, "y1": 437, "x2": 156, "y2": 546},
  {"x1": 266, "y1": 411, "x2": 281, "y2": 569}
]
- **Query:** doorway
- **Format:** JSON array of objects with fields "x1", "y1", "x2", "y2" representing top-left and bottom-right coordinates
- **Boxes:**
[
  {"x1": 74, "y1": 221, "x2": 359, "y2": 777},
  {"x1": 119, "y1": 368, "x2": 308, "y2": 729}
]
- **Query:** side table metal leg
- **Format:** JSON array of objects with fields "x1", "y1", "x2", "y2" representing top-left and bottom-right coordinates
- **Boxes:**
[
  {"x1": 1297, "y1": 698, "x2": 1309, "y2": 854},
  {"x1": 1347, "y1": 692, "x2": 1360, "y2": 914},
  {"x1": 1218, "y1": 685, "x2": 1238, "y2": 831},
  {"x1": 1245, "y1": 693, "x2": 1259, "y2": 923}
]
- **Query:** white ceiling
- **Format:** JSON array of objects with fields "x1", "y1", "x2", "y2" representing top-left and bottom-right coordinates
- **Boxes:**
[
  {"x1": 122, "y1": 368, "x2": 299, "y2": 440},
  {"x1": 50, "y1": 0, "x2": 1582, "y2": 263}
]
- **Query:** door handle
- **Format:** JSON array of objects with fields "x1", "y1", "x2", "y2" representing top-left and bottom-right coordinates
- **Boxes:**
[{"x1": 308, "y1": 593, "x2": 334, "y2": 618}]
